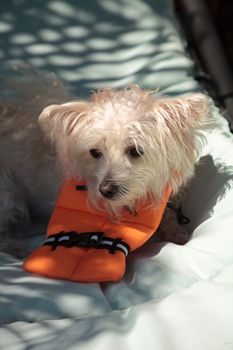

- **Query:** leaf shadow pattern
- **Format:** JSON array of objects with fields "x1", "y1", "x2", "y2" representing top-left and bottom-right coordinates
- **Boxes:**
[
  {"x1": 0, "y1": 253, "x2": 112, "y2": 325},
  {"x1": 0, "y1": 307, "x2": 140, "y2": 350},
  {"x1": 0, "y1": 0, "x2": 198, "y2": 96}
]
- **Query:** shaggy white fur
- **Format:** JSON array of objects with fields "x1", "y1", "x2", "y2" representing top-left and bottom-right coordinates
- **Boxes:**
[
  {"x1": 0, "y1": 66, "x2": 213, "y2": 256},
  {"x1": 39, "y1": 85, "x2": 212, "y2": 215}
]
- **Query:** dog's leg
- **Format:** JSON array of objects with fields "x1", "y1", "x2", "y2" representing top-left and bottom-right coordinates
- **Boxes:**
[{"x1": 155, "y1": 206, "x2": 191, "y2": 245}]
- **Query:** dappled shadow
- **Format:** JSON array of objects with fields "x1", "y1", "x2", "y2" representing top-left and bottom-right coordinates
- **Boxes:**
[
  {"x1": 182, "y1": 154, "x2": 233, "y2": 232},
  {"x1": 0, "y1": 253, "x2": 111, "y2": 324},
  {"x1": 100, "y1": 242, "x2": 199, "y2": 310},
  {"x1": 0, "y1": 307, "x2": 140, "y2": 349},
  {"x1": 0, "y1": 0, "x2": 198, "y2": 96}
]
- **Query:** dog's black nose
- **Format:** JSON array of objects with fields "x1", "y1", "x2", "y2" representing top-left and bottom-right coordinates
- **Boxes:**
[{"x1": 99, "y1": 181, "x2": 119, "y2": 199}]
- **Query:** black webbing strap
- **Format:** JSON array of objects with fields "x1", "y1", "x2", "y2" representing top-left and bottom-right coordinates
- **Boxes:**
[
  {"x1": 43, "y1": 231, "x2": 130, "y2": 256},
  {"x1": 76, "y1": 185, "x2": 88, "y2": 191}
]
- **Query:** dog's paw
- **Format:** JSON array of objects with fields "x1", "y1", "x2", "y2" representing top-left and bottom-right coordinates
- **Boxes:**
[
  {"x1": 156, "y1": 222, "x2": 191, "y2": 245},
  {"x1": 164, "y1": 224, "x2": 191, "y2": 245}
]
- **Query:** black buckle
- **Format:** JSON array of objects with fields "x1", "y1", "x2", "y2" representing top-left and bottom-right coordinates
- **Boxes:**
[
  {"x1": 46, "y1": 231, "x2": 65, "y2": 251},
  {"x1": 108, "y1": 238, "x2": 123, "y2": 254},
  {"x1": 75, "y1": 232, "x2": 104, "y2": 248},
  {"x1": 58, "y1": 231, "x2": 83, "y2": 248}
]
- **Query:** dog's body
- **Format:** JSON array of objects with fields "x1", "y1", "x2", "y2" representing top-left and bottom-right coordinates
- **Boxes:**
[{"x1": 0, "y1": 67, "x2": 212, "y2": 257}]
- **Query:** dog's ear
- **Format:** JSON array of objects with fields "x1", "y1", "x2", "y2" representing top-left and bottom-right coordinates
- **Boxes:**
[
  {"x1": 39, "y1": 101, "x2": 94, "y2": 176},
  {"x1": 155, "y1": 93, "x2": 212, "y2": 133},
  {"x1": 147, "y1": 93, "x2": 213, "y2": 195},
  {"x1": 39, "y1": 101, "x2": 92, "y2": 142},
  {"x1": 150, "y1": 93, "x2": 212, "y2": 156}
]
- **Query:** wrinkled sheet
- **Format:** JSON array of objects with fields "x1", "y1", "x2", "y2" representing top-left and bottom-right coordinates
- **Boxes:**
[{"x1": 0, "y1": 0, "x2": 233, "y2": 349}]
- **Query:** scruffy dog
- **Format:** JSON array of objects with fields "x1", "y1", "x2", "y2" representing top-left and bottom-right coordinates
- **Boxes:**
[{"x1": 0, "y1": 67, "x2": 212, "y2": 257}]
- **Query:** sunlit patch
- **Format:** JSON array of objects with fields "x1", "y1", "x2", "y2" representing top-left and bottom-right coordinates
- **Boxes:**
[
  {"x1": 119, "y1": 30, "x2": 157, "y2": 45},
  {"x1": 99, "y1": 1, "x2": 123, "y2": 15},
  {"x1": 47, "y1": 1, "x2": 75, "y2": 18},
  {"x1": 26, "y1": 44, "x2": 58, "y2": 55},
  {"x1": 39, "y1": 29, "x2": 62, "y2": 42},
  {"x1": 10, "y1": 34, "x2": 35, "y2": 45},
  {"x1": 94, "y1": 22, "x2": 122, "y2": 33},
  {"x1": 47, "y1": 55, "x2": 83, "y2": 66},
  {"x1": 58, "y1": 70, "x2": 81, "y2": 82},
  {"x1": 87, "y1": 38, "x2": 117, "y2": 50},
  {"x1": 62, "y1": 42, "x2": 86, "y2": 53},
  {"x1": 0, "y1": 20, "x2": 12, "y2": 33},
  {"x1": 63, "y1": 26, "x2": 90, "y2": 38},
  {"x1": 88, "y1": 45, "x2": 155, "y2": 62}
]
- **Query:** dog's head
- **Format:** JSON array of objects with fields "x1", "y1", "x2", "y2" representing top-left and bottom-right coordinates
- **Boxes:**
[{"x1": 39, "y1": 85, "x2": 212, "y2": 215}]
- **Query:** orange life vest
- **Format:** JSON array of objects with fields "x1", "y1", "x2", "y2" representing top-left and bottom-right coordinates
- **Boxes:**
[{"x1": 24, "y1": 179, "x2": 171, "y2": 283}]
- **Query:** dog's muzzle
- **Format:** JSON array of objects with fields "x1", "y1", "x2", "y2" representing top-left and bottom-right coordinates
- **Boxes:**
[{"x1": 99, "y1": 180, "x2": 120, "y2": 199}]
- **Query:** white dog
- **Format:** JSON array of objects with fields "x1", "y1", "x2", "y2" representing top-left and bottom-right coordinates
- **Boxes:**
[{"x1": 0, "y1": 67, "x2": 212, "y2": 257}]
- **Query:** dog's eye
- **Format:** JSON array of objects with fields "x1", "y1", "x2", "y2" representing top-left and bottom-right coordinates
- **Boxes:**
[
  {"x1": 89, "y1": 148, "x2": 102, "y2": 159},
  {"x1": 127, "y1": 146, "x2": 144, "y2": 159}
]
